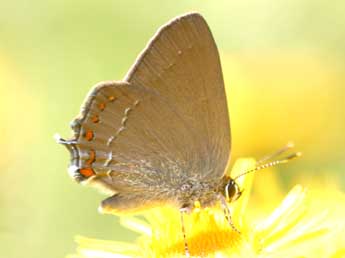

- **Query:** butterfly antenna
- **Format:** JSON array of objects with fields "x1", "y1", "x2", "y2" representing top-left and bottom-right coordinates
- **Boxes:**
[
  {"x1": 256, "y1": 142, "x2": 295, "y2": 164},
  {"x1": 234, "y1": 151, "x2": 302, "y2": 181}
]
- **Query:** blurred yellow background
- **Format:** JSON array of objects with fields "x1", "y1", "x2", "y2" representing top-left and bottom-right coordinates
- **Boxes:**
[{"x1": 1, "y1": 1, "x2": 344, "y2": 257}]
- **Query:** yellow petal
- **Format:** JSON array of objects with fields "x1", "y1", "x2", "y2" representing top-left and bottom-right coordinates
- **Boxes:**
[{"x1": 120, "y1": 216, "x2": 151, "y2": 236}]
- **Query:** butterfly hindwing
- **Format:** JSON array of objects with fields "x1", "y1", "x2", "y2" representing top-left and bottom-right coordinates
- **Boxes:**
[{"x1": 62, "y1": 13, "x2": 231, "y2": 213}]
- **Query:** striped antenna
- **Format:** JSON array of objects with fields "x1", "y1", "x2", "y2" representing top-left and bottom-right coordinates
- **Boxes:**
[{"x1": 234, "y1": 152, "x2": 302, "y2": 181}]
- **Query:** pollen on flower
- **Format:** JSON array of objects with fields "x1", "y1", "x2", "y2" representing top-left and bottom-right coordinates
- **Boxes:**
[{"x1": 140, "y1": 206, "x2": 244, "y2": 257}]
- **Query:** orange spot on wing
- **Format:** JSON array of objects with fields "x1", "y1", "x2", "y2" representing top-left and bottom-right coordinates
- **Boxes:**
[
  {"x1": 79, "y1": 168, "x2": 95, "y2": 178},
  {"x1": 91, "y1": 115, "x2": 99, "y2": 123},
  {"x1": 85, "y1": 130, "x2": 94, "y2": 141},
  {"x1": 86, "y1": 149, "x2": 96, "y2": 165},
  {"x1": 108, "y1": 96, "x2": 116, "y2": 102},
  {"x1": 98, "y1": 102, "x2": 106, "y2": 111}
]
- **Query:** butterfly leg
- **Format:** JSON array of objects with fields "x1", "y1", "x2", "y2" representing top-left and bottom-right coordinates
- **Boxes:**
[
  {"x1": 179, "y1": 208, "x2": 191, "y2": 257},
  {"x1": 218, "y1": 195, "x2": 241, "y2": 234}
]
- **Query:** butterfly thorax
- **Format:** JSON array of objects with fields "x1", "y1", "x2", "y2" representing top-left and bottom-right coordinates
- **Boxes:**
[{"x1": 174, "y1": 176, "x2": 227, "y2": 210}]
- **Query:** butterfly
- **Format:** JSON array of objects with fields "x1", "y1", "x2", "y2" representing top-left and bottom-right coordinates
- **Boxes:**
[{"x1": 57, "y1": 12, "x2": 299, "y2": 256}]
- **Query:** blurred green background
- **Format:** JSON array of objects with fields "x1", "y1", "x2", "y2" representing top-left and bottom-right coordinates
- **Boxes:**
[{"x1": 1, "y1": 1, "x2": 344, "y2": 257}]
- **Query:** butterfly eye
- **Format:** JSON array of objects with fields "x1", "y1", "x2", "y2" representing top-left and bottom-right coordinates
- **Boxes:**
[{"x1": 224, "y1": 179, "x2": 242, "y2": 202}]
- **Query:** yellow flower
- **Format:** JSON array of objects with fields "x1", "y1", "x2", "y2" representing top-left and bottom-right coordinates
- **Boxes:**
[{"x1": 69, "y1": 159, "x2": 345, "y2": 258}]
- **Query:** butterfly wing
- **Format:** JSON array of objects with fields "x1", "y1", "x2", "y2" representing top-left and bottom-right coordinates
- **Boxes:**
[
  {"x1": 60, "y1": 13, "x2": 230, "y2": 213},
  {"x1": 125, "y1": 13, "x2": 231, "y2": 179}
]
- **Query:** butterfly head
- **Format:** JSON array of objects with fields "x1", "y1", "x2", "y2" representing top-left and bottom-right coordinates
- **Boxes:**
[{"x1": 223, "y1": 178, "x2": 242, "y2": 203}]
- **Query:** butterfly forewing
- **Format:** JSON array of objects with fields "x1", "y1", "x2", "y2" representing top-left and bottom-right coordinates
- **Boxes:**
[
  {"x1": 64, "y1": 13, "x2": 230, "y2": 212},
  {"x1": 125, "y1": 13, "x2": 230, "y2": 179}
]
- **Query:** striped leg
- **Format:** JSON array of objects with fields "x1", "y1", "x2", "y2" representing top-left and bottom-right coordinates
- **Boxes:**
[
  {"x1": 219, "y1": 195, "x2": 241, "y2": 234},
  {"x1": 179, "y1": 208, "x2": 190, "y2": 257}
]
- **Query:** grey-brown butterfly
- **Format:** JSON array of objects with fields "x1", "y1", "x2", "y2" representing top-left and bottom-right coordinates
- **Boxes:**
[{"x1": 57, "y1": 12, "x2": 298, "y2": 256}]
